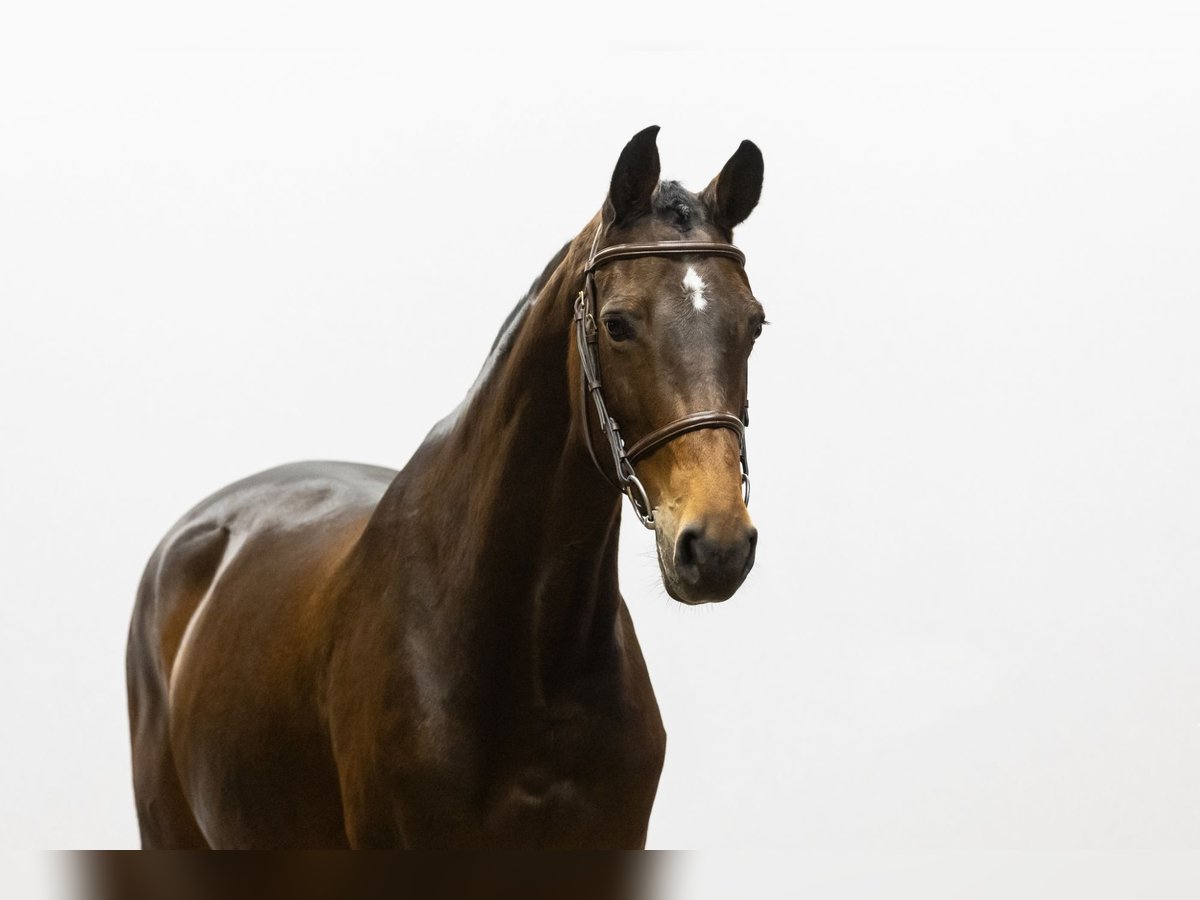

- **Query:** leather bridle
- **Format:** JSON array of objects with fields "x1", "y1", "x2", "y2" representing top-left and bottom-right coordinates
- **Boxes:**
[{"x1": 573, "y1": 238, "x2": 752, "y2": 529}]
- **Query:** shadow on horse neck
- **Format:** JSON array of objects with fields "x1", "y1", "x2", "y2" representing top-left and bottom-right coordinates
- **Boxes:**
[{"x1": 356, "y1": 223, "x2": 622, "y2": 697}]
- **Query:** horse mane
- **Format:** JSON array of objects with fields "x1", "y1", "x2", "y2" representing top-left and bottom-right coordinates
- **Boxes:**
[{"x1": 487, "y1": 240, "x2": 572, "y2": 355}]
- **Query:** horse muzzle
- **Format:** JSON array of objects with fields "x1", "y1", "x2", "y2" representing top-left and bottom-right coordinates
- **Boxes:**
[{"x1": 659, "y1": 515, "x2": 758, "y2": 604}]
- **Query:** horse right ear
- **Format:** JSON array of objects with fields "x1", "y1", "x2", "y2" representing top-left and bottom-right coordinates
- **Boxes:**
[
  {"x1": 701, "y1": 139, "x2": 764, "y2": 233},
  {"x1": 604, "y1": 125, "x2": 661, "y2": 227}
]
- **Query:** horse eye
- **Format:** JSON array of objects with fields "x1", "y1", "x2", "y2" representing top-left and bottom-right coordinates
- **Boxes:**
[
  {"x1": 604, "y1": 317, "x2": 634, "y2": 342},
  {"x1": 752, "y1": 320, "x2": 765, "y2": 339}
]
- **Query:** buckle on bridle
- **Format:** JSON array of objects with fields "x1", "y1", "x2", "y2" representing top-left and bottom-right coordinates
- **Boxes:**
[{"x1": 618, "y1": 458, "x2": 655, "y2": 528}]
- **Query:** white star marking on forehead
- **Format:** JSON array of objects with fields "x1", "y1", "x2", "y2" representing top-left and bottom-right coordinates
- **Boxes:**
[{"x1": 682, "y1": 266, "x2": 708, "y2": 311}]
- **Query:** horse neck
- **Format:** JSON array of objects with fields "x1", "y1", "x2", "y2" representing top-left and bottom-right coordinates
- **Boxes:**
[{"x1": 367, "y1": 221, "x2": 627, "y2": 692}]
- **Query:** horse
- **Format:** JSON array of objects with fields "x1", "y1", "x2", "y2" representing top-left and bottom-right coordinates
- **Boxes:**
[{"x1": 125, "y1": 125, "x2": 766, "y2": 849}]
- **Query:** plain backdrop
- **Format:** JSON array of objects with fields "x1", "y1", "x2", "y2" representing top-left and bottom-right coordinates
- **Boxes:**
[{"x1": 3, "y1": 0, "x2": 1200, "y2": 894}]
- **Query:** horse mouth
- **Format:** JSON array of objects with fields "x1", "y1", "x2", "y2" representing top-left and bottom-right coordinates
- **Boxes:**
[
  {"x1": 664, "y1": 576, "x2": 729, "y2": 605},
  {"x1": 661, "y1": 570, "x2": 741, "y2": 605}
]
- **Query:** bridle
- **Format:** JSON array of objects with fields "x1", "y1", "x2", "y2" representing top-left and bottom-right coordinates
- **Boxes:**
[{"x1": 573, "y1": 237, "x2": 752, "y2": 529}]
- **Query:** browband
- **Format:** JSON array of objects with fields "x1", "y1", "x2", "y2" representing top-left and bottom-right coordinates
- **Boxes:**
[{"x1": 586, "y1": 241, "x2": 747, "y2": 274}]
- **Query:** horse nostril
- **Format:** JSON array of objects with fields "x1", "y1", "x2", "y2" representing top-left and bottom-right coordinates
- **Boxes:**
[
  {"x1": 673, "y1": 521, "x2": 757, "y2": 593},
  {"x1": 674, "y1": 523, "x2": 705, "y2": 583},
  {"x1": 743, "y1": 526, "x2": 759, "y2": 577}
]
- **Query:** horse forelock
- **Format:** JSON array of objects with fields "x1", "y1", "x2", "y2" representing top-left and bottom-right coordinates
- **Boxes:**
[{"x1": 651, "y1": 180, "x2": 710, "y2": 233}]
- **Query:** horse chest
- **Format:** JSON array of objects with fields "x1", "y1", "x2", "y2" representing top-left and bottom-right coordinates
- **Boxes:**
[
  {"x1": 330, "y1": 582, "x2": 667, "y2": 846},
  {"x1": 376, "y1": 691, "x2": 664, "y2": 848},
  {"x1": 471, "y1": 699, "x2": 666, "y2": 847}
]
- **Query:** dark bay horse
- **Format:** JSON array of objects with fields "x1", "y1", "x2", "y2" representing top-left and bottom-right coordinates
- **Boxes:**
[{"x1": 126, "y1": 126, "x2": 766, "y2": 848}]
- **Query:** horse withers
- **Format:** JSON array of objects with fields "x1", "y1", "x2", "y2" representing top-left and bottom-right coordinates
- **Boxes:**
[{"x1": 126, "y1": 125, "x2": 766, "y2": 848}]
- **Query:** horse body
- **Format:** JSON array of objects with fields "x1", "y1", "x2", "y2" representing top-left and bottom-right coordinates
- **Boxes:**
[
  {"x1": 128, "y1": 242, "x2": 665, "y2": 848},
  {"x1": 127, "y1": 126, "x2": 764, "y2": 848},
  {"x1": 128, "y1": 462, "x2": 378, "y2": 848}
]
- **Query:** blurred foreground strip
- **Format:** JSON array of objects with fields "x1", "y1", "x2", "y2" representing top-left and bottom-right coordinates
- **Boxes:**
[{"x1": 74, "y1": 851, "x2": 668, "y2": 900}]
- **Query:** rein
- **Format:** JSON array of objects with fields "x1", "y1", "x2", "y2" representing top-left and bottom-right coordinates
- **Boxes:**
[{"x1": 573, "y1": 239, "x2": 752, "y2": 528}]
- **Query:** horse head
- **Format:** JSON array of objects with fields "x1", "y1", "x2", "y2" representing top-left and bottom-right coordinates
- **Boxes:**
[{"x1": 580, "y1": 126, "x2": 766, "y2": 605}]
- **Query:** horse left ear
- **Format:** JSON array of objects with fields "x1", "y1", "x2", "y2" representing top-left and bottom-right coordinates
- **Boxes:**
[
  {"x1": 702, "y1": 140, "x2": 764, "y2": 232},
  {"x1": 605, "y1": 125, "x2": 662, "y2": 227}
]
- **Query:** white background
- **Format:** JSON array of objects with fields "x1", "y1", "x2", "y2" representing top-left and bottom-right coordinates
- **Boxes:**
[{"x1": 3, "y1": 0, "x2": 1200, "y2": 891}]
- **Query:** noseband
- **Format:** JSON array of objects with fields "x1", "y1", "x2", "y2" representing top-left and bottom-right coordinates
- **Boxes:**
[{"x1": 573, "y1": 239, "x2": 752, "y2": 529}]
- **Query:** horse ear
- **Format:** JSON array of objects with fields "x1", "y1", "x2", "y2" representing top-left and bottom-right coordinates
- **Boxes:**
[
  {"x1": 605, "y1": 125, "x2": 661, "y2": 226},
  {"x1": 702, "y1": 140, "x2": 764, "y2": 232}
]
